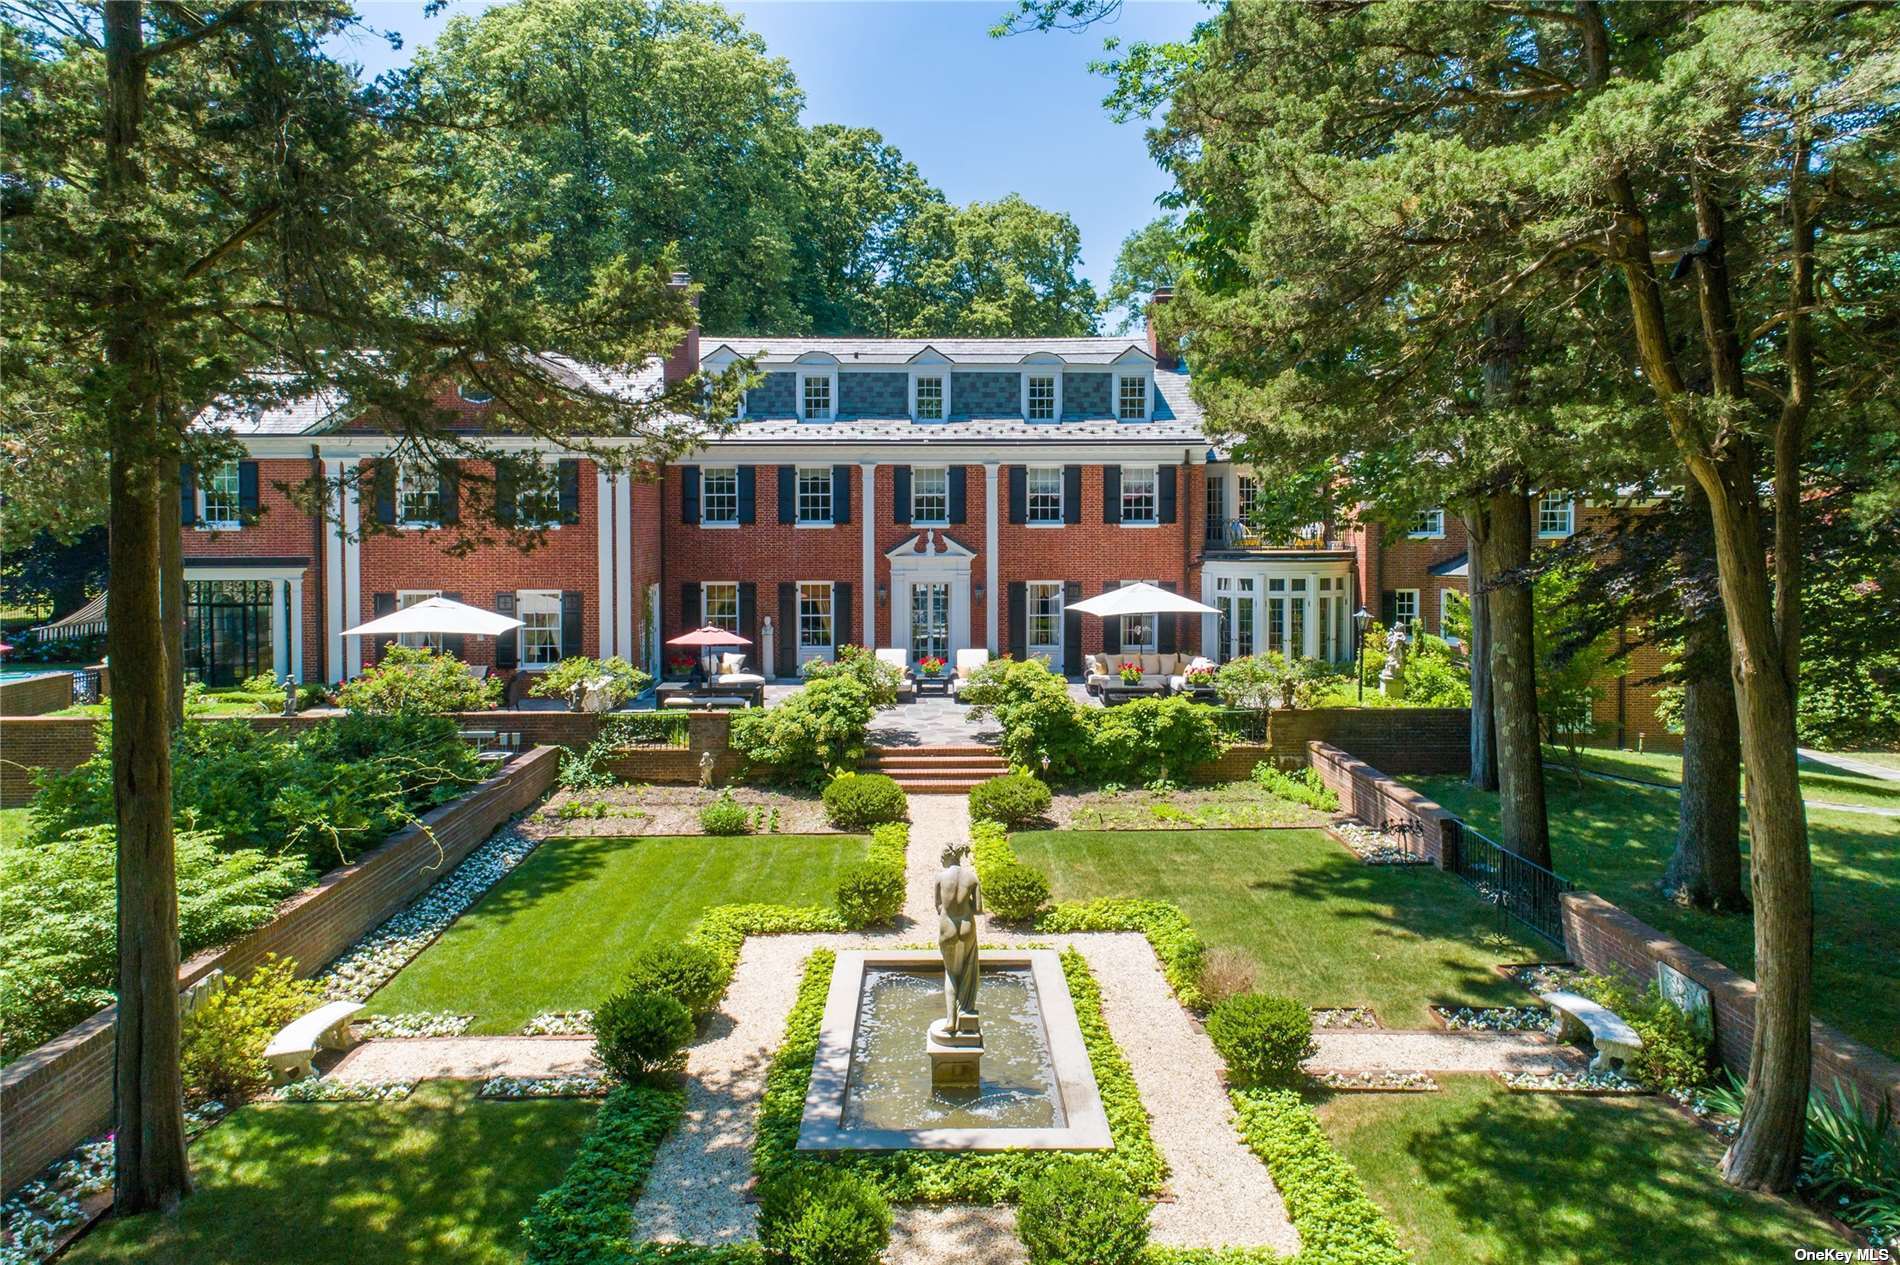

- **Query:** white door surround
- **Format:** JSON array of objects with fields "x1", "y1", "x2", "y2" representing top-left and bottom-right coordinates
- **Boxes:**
[{"x1": 885, "y1": 530, "x2": 974, "y2": 663}]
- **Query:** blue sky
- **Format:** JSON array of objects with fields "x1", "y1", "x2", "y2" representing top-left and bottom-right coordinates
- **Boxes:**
[{"x1": 336, "y1": 1, "x2": 1202, "y2": 319}]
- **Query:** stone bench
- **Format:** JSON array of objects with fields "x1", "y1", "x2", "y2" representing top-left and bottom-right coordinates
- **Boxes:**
[
  {"x1": 1540, "y1": 990, "x2": 1643, "y2": 1075},
  {"x1": 263, "y1": 1001, "x2": 364, "y2": 1083}
]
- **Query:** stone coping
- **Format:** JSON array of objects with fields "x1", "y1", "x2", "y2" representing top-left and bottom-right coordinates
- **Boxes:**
[{"x1": 796, "y1": 949, "x2": 1111, "y2": 1152}]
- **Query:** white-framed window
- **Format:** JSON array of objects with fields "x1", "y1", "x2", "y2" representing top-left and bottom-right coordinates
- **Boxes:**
[
  {"x1": 795, "y1": 467, "x2": 832, "y2": 524},
  {"x1": 457, "y1": 383, "x2": 493, "y2": 405},
  {"x1": 1120, "y1": 578, "x2": 1158, "y2": 653},
  {"x1": 1411, "y1": 507, "x2": 1445, "y2": 538},
  {"x1": 1027, "y1": 466, "x2": 1064, "y2": 525},
  {"x1": 1238, "y1": 474, "x2": 1258, "y2": 528},
  {"x1": 797, "y1": 581, "x2": 834, "y2": 654},
  {"x1": 1393, "y1": 588, "x2": 1419, "y2": 628},
  {"x1": 397, "y1": 460, "x2": 441, "y2": 527},
  {"x1": 1117, "y1": 374, "x2": 1149, "y2": 421},
  {"x1": 1120, "y1": 465, "x2": 1158, "y2": 524},
  {"x1": 1204, "y1": 477, "x2": 1225, "y2": 543},
  {"x1": 701, "y1": 466, "x2": 739, "y2": 526},
  {"x1": 799, "y1": 371, "x2": 835, "y2": 422},
  {"x1": 198, "y1": 461, "x2": 242, "y2": 529},
  {"x1": 1538, "y1": 494, "x2": 1575, "y2": 538},
  {"x1": 518, "y1": 589, "x2": 562, "y2": 667},
  {"x1": 913, "y1": 374, "x2": 946, "y2": 422},
  {"x1": 1440, "y1": 587, "x2": 1463, "y2": 644},
  {"x1": 398, "y1": 590, "x2": 443, "y2": 651},
  {"x1": 1024, "y1": 373, "x2": 1058, "y2": 421},
  {"x1": 911, "y1": 466, "x2": 949, "y2": 525},
  {"x1": 1027, "y1": 581, "x2": 1064, "y2": 655},
  {"x1": 702, "y1": 581, "x2": 740, "y2": 633}
]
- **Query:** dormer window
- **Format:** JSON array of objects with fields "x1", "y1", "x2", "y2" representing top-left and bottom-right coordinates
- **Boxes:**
[
  {"x1": 914, "y1": 375, "x2": 945, "y2": 422},
  {"x1": 1117, "y1": 374, "x2": 1149, "y2": 421},
  {"x1": 1026, "y1": 374, "x2": 1057, "y2": 421},
  {"x1": 458, "y1": 384, "x2": 494, "y2": 405},
  {"x1": 802, "y1": 373, "x2": 833, "y2": 421}
]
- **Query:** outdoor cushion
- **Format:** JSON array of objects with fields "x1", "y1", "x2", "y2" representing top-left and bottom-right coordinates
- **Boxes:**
[
  {"x1": 954, "y1": 648, "x2": 990, "y2": 679},
  {"x1": 713, "y1": 672, "x2": 765, "y2": 687},
  {"x1": 717, "y1": 652, "x2": 747, "y2": 674},
  {"x1": 874, "y1": 648, "x2": 914, "y2": 680}
]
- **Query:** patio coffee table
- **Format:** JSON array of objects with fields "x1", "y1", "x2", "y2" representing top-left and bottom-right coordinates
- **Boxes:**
[
  {"x1": 1178, "y1": 685, "x2": 1219, "y2": 704},
  {"x1": 914, "y1": 675, "x2": 952, "y2": 697},
  {"x1": 1101, "y1": 680, "x2": 1169, "y2": 706}
]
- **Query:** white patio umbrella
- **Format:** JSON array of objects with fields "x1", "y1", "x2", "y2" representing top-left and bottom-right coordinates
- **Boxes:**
[
  {"x1": 1066, "y1": 581, "x2": 1219, "y2": 620},
  {"x1": 341, "y1": 596, "x2": 523, "y2": 640}
]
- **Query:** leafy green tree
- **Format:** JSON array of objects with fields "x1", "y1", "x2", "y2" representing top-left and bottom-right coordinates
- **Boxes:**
[
  {"x1": 0, "y1": 526, "x2": 107, "y2": 620},
  {"x1": 791, "y1": 124, "x2": 946, "y2": 335},
  {"x1": 1104, "y1": 214, "x2": 1184, "y2": 332},
  {"x1": 883, "y1": 194, "x2": 1100, "y2": 336}
]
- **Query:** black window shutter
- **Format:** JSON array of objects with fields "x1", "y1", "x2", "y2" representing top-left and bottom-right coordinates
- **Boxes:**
[
  {"x1": 493, "y1": 594, "x2": 518, "y2": 669},
  {"x1": 1063, "y1": 465, "x2": 1082, "y2": 525},
  {"x1": 558, "y1": 459, "x2": 581, "y2": 525},
  {"x1": 835, "y1": 582, "x2": 854, "y2": 648},
  {"x1": 1007, "y1": 465, "x2": 1027, "y2": 524},
  {"x1": 738, "y1": 582, "x2": 757, "y2": 648},
  {"x1": 1103, "y1": 466, "x2": 1122, "y2": 524},
  {"x1": 1157, "y1": 580, "x2": 1179, "y2": 653},
  {"x1": 1101, "y1": 581, "x2": 1122, "y2": 654},
  {"x1": 1158, "y1": 466, "x2": 1176, "y2": 524},
  {"x1": 1008, "y1": 582, "x2": 1027, "y2": 661},
  {"x1": 441, "y1": 592, "x2": 465, "y2": 658},
  {"x1": 373, "y1": 591, "x2": 396, "y2": 618},
  {"x1": 439, "y1": 461, "x2": 460, "y2": 525},
  {"x1": 560, "y1": 591, "x2": 583, "y2": 658},
  {"x1": 948, "y1": 466, "x2": 967, "y2": 524},
  {"x1": 778, "y1": 465, "x2": 795, "y2": 524},
  {"x1": 738, "y1": 467, "x2": 756, "y2": 524},
  {"x1": 374, "y1": 460, "x2": 396, "y2": 525},
  {"x1": 682, "y1": 466, "x2": 700, "y2": 524},
  {"x1": 1380, "y1": 590, "x2": 1398, "y2": 628},
  {"x1": 893, "y1": 466, "x2": 912, "y2": 525},
  {"x1": 238, "y1": 461, "x2": 260, "y2": 518},
  {"x1": 777, "y1": 582, "x2": 797, "y2": 675},
  {"x1": 1063, "y1": 580, "x2": 1083, "y2": 676},
  {"x1": 495, "y1": 464, "x2": 517, "y2": 525},
  {"x1": 832, "y1": 465, "x2": 852, "y2": 525},
  {"x1": 180, "y1": 462, "x2": 197, "y2": 527},
  {"x1": 682, "y1": 582, "x2": 701, "y2": 628}
]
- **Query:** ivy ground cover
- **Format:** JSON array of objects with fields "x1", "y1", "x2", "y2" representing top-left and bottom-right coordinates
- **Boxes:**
[
  {"x1": 1007, "y1": 829, "x2": 1540, "y2": 1027},
  {"x1": 1316, "y1": 1075, "x2": 1834, "y2": 1263},
  {"x1": 63, "y1": 1083, "x2": 595, "y2": 1265},
  {"x1": 1415, "y1": 770, "x2": 1900, "y2": 1057},
  {"x1": 365, "y1": 833, "x2": 867, "y2": 1033}
]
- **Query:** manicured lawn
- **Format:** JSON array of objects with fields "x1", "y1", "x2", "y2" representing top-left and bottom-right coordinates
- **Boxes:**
[
  {"x1": 1550, "y1": 744, "x2": 1900, "y2": 811},
  {"x1": 366, "y1": 833, "x2": 867, "y2": 1032},
  {"x1": 65, "y1": 1082, "x2": 594, "y2": 1265},
  {"x1": 0, "y1": 806, "x2": 32, "y2": 852},
  {"x1": 1415, "y1": 773, "x2": 1900, "y2": 1058},
  {"x1": 1317, "y1": 1076, "x2": 1838, "y2": 1263},
  {"x1": 1008, "y1": 829, "x2": 1542, "y2": 1026},
  {"x1": 1051, "y1": 781, "x2": 1325, "y2": 830}
]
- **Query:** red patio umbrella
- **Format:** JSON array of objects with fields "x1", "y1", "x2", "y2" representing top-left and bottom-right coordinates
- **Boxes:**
[{"x1": 665, "y1": 625, "x2": 752, "y2": 679}]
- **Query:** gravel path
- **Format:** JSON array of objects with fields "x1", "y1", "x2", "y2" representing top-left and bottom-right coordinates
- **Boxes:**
[
  {"x1": 889, "y1": 1207, "x2": 1025, "y2": 1265},
  {"x1": 1309, "y1": 1029, "x2": 1585, "y2": 1074},
  {"x1": 329, "y1": 1035, "x2": 598, "y2": 1081}
]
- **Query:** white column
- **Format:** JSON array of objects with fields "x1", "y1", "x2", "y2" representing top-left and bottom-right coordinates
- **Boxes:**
[
  {"x1": 595, "y1": 468, "x2": 616, "y2": 657},
  {"x1": 613, "y1": 474, "x2": 633, "y2": 658},
  {"x1": 891, "y1": 576, "x2": 906, "y2": 652},
  {"x1": 288, "y1": 574, "x2": 305, "y2": 683},
  {"x1": 1304, "y1": 588, "x2": 1320, "y2": 660},
  {"x1": 342, "y1": 466, "x2": 363, "y2": 678},
  {"x1": 983, "y1": 463, "x2": 1000, "y2": 653},
  {"x1": 323, "y1": 459, "x2": 346, "y2": 683},
  {"x1": 270, "y1": 578, "x2": 289, "y2": 682},
  {"x1": 1201, "y1": 574, "x2": 1218, "y2": 663},
  {"x1": 860, "y1": 463, "x2": 876, "y2": 647}
]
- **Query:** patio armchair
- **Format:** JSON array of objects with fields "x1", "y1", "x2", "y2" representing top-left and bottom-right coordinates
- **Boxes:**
[
  {"x1": 874, "y1": 648, "x2": 916, "y2": 701},
  {"x1": 948, "y1": 647, "x2": 990, "y2": 700},
  {"x1": 709, "y1": 651, "x2": 766, "y2": 707}
]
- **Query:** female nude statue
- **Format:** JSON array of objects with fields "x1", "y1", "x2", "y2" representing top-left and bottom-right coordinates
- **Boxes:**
[{"x1": 932, "y1": 841, "x2": 983, "y2": 1041}]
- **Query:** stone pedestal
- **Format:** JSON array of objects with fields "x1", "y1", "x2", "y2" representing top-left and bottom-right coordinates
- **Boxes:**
[{"x1": 927, "y1": 1018, "x2": 983, "y2": 1087}]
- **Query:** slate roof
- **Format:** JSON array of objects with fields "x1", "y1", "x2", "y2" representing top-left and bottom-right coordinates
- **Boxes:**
[{"x1": 699, "y1": 336, "x2": 1157, "y2": 366}]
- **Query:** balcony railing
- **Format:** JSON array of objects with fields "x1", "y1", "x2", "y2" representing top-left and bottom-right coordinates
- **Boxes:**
[{"x1": 1203, "y1": 519, "x2": 1342, "y2": 551}]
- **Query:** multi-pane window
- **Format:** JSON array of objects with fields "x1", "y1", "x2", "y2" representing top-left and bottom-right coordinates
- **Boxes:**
[
  {"x1": 1027, "y1": 466, "x2": 1064, "y2": 525},
  {"x1": 1121, "y1": 578, "x2": 1157, "y2": 653},
  {"x1": 1238, "y1": 475, "x2": 1258, "y2": 529},
  {"x1": 518, "y1": 590, "x2": 562, "y2": 666},
  {"x1": 802, "y1": 374, "x2": 833, "y2": 421},
  {"x1": 398, "y1": 590, "x2": 442, "y2": 651},
  {"x1": 511, "y1": 456, "x2": 557, "y2": 528},
  {"x1": 796, "y1": 467, "x2": 832, "y2": 524},
  {"x1": 915, "y1": 376, "x2": 945, "y2": 421},
  {"x1": 200, "y1": 461, "x2": 242, "y2": 528},
  {"x1": 1204, "y1": 477, "x2": 1225, "y2": 544},
  {"x1": 911, "y1": 466, "x2": 949, "y2": 524},
  {"x1": 1289, "y1": 577, "x2": 1307, "y2": 655},
  {"x1": 701, "y1": 467, "x2": 739, "y2": 525},
  {"x1": 797, "y1": 582, "x2": 833, "y2": 651},
  {"x1": 702, "y1": 582, "x2": 739, "y2": 633},
  {"x1": 398, "y1": 461, "x2": 440, "y2": 526},
  {"x1": 1027, "y1": 581, "x2": 1063, "y2": 653},
  {"x1": 1117, "y1": 374, "x2": 1148, "y2": 420},
  {"x1": 1411, "y1": 507, "x2": 1445, "y2": 537},
  {"x1": 1120, "y1": 465, "x2": 1158, "y2": 524},
  {"x1": 1537, "y1": 494, "x2": 1575, "y2": 537},
  {"x1": 1394, "y1": 589, "x2": 1419, "y2": 628},
  {"x1": 1026, "y1": 375, "x2": 1056, "y2": 421}
]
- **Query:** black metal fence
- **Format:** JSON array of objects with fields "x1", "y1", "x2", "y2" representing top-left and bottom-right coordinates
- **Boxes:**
[
  {"x1": 1212, "y1": 707, "x2": 1267, "y2": 743},
  {"x1": 1440, "y1": 818, "x2": 1575, "y2": 948}
]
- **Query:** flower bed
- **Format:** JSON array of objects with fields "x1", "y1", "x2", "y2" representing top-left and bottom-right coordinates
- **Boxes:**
[
  {"x1": 1312, "y1": 1007, "x2": 1378, "y2": 1030},
  {"x1": 521, "y1": 1011, "x2": 595, "y2": 1036},
  {"x1": 1499, "y1": 1069, "x2": 1646, "y2": 1094},
  {"x1": 1505, "y1": 962, "x2": 1583, "y2": 994},
  {"x1": 480, "y1": 1074, "x2": 613, "y2": 1100},
  {"x1": 1432, "y1": 1005, "x2": 1552, "y2": 1033},
  {"x1": 1333, "y1": 820, "x2": 1431, "y2": 865},
  {"x1": 1313, "y1": 1070, "x2": 1439, "y2": 1093},
  {"x1": 272, "y1": 1079, "x2": 416, "y2": 1103},
  {"x1": 361, "y1": 1012, "x2": 472, "y2": 1039}
]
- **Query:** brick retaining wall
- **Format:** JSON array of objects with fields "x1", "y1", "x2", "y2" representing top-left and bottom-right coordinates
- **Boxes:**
[
  {"x1": 1193, "y1": 708, "x2": 1471, "y2": 783},
  {"x1": 0, "y1": 745, "x2": 560, "y2": 1194},
  {"x1": 0, "y1": 672, "x2": 73, "y2": 718},
  {"x1": 1305, "y1": 741, "x2": 1450, "y2": 862},
  {"x1": 0, "y1": 715, "x2": 99, "y2": 805}
]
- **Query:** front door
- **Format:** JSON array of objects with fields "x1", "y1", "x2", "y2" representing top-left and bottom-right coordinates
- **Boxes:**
[{"x1": 910, "y1": 582, "x2": 950, "y2": 666}]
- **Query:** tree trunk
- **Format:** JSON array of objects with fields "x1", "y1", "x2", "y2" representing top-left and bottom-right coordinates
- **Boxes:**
[
  {"x1": 1461, "y1": 507, "x2": 1499, "y2": 791},
  {"x1": 1477, "y1": 486, "x2": 1550, "y2": 868},
  {"x1": 105, "y1": 0, "x2": 191, "y2": 1214},
  {"x1": 160, "y1": 450, "x2": 184, "y2": 729},
  {"x1": 1663, "y1": 617, "x2": 1745, "y2": 910}
]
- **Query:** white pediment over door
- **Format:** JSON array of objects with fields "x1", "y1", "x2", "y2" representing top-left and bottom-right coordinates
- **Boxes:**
[{"x1": 884, "y1": 530, "x2": 976, "y2": 562}]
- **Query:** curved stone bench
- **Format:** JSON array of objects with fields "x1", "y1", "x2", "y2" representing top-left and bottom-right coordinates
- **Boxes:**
[
  {"x1": 264, "y1": 1001, "x2": 364, "y2": 1083},
  {"x1": 1540, "y1": 990, "x2": 1642, "y2": 1074}
]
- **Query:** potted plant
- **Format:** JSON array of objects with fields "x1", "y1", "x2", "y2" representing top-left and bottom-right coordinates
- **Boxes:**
[
  {"x1": 665, "y1": 652, "x2": 697, "y2": 681},
  {"x1": 918, "y1": 655, "x2": 946, "y2": 678},
  {"x1": 1183, "y1": 664, "x2": 1216, "y2": 690},
  {"x1": 1118, "y1": 660, "x2": 1144, "y2": 685}
]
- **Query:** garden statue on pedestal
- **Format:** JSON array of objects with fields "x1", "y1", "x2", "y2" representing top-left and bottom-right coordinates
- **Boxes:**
[
  {"x1": 928, "y1": 840, "x2": 983, "y2": 1086},
  {"x1": 699, "y1": 750, "x2": 716, "y2": 789},
  {"x1": 1379, "y1": 621, "x2": 1410, "y2": 699}
]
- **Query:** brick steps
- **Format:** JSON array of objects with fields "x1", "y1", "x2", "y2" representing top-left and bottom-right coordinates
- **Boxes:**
[{"x1": 862, "y1": 745, "x2": 1005, "y2": 794}]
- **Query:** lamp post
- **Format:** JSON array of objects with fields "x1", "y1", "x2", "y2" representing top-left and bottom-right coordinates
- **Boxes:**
[{"x1": 1352, "y1": 606, "x2": 1372, "y2": 703}]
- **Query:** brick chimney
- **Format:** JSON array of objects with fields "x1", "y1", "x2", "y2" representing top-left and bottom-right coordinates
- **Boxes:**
[
  {"x1": 662, "y1": 270, "x2": 700, "y2": 386},
  {"x1": 1145, "y1": 285, "x2": 1177, "y2": 371}
]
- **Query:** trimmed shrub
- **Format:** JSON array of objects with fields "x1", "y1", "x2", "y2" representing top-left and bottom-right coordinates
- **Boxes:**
[
  {"x1": 968, "y1": 773, "x2": 1053, "y2": 828},
  {"x1": 1040, "y1": 897, "x2": 1208, "y2": 1012},
  {"x1": 835, "y1": 860, "x2": 905, "y2": 928},
  {"x1": 821, "y1": 771, "x2": 908, "y2": 829},
  {"x1": 1206, "y1": 993, "x2": 1315, "y2": 1088},
  {"x1": 528, "y1": 655, "x2": 650, "y2": 712},
  {"x1": 181, "y1": 955, "x2": 320, "y2": 1103},
  {"x1": 984, "y1": 860, "x2": 1051, "y2": 923},
  {"x1": 1017, "y1": 1156, "x2": 1150, "y2": 1265},
  {"x1": 757, "y1": 1167, "x2": 891, "y2": 1265},
  {"x1": 336, "y1": 643, "x2": 502, "y2": 714},
  {"x1": 623, "y1": 942, "x2": 728, "y2": 1020},
  {"x1": 699, "y1": 792, "x2": 751, "y2": 836},
  {"x1": 730, "y1": 675, "x2": 876, "y2": 788},
  {"x1": 594, "y1": 990, "x2": 693, "y2": 1081}
]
